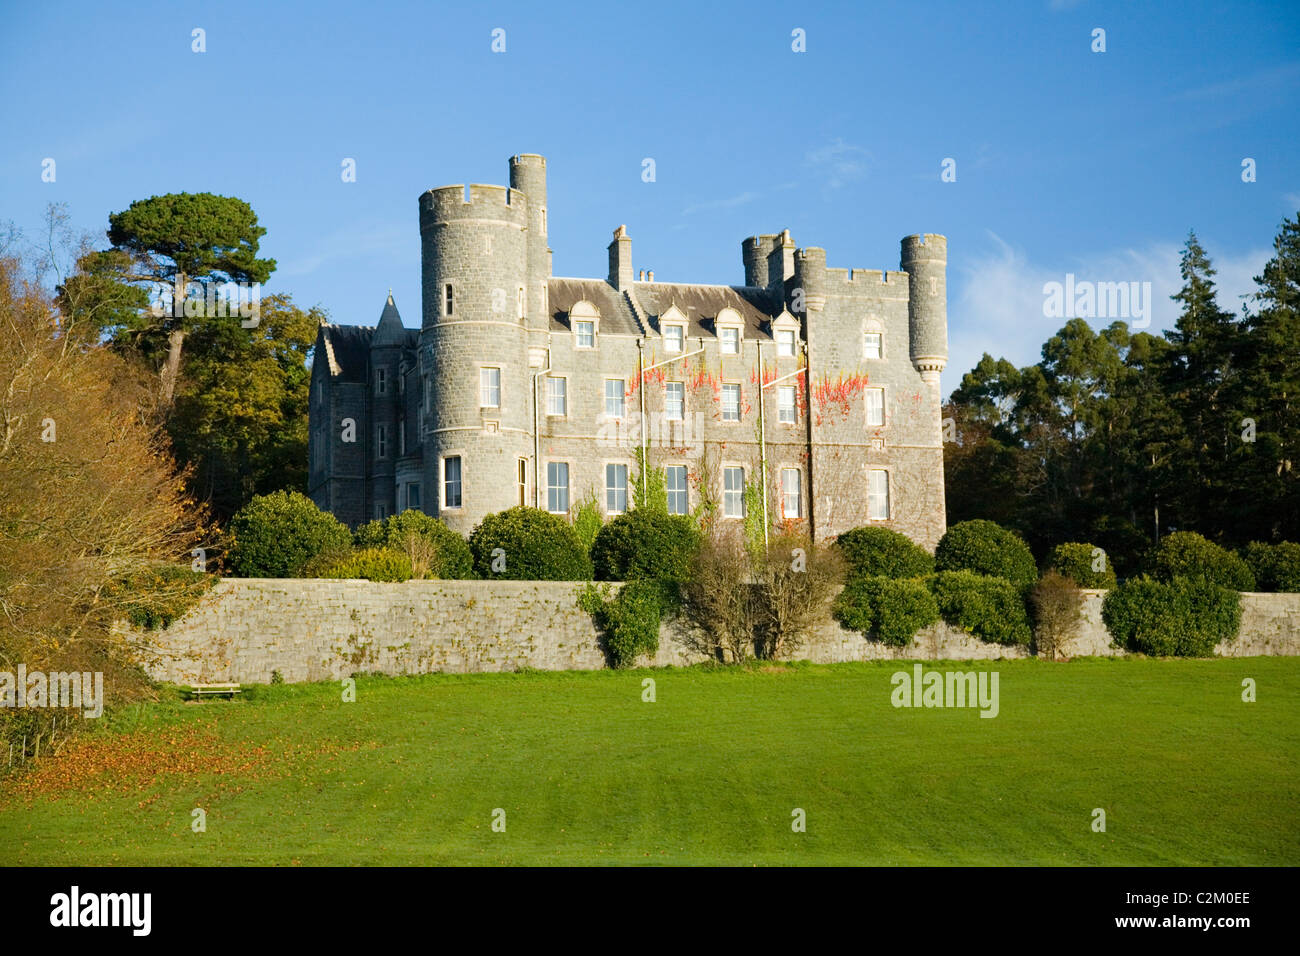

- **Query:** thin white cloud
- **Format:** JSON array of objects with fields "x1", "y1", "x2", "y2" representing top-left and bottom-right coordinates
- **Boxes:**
[
  {"x1": 945, "y1": 231, "x2": 1271, "y2": 392},
  {"x1": 682, "y1": 191, "x2": 759, "y2": 216},
  {"x1": 804, "y1": 139, "x2": 872, "y2": 190},
  {"x1": 278, "y1": 223, "x2": 412, "y2": 278}
]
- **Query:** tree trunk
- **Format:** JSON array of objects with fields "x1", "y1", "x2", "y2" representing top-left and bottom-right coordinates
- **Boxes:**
[{"x1": 159, "y1": 273, "x2": 187, "y2": 409}]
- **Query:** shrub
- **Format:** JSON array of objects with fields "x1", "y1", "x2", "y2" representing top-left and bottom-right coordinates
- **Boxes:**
[
  {"x1": 833, "y1": 576, "x2": 939, "y2": 647},
  {"x1": 1243, "y1": 541, "x2": 1300, "y2": 592},
  {"x1": 571, "y1": 493, "x2": 604, "y2": 553},
  {"x1": 835, "y1": 526, "x2": 934, "y2": 580},
  {"x1": 590, "y1": 508, "x2": 701, "y2": 584},
  {"x1": 1102, "y1": 575, "x2": 1241, "y2": 657},
  {"x1": 1047, "y1": 542, "x2": 1117, "y2": 589},
  {"x1": 676, "y1": 529, "x2": 754, "y2": 663},
  {"x1": 353, "y1": 510, "x2": 473, "y2": 579},
  {"x1": 227, "y1": 490, "x2": 352, "y2": 578},
  {"x1": 1028, "y1": 570, "x2": 1083, "y2": 659},
  {"x1": 107, "y1": 564, "x2": 215, "y2": 630},
  {"x1": 468, "y1": 507, "x2": 593, "y2": 580},
  {"x1": 750, "y1": 534, "x2": 845, "y2": 660},
  {"x1": 934, "y1": 520, "x2": 1038, "y2": 588},
  {"x1": 1148, "y1": 531, "x2": 1255, "y2": 591},
  {"x1": 319, "y1": 547, "x2": 413, "y2": 582},
  {"x1": 928, "y1": 570, "x2": 1033, "y2": 646},
  {"x1": 578, "y1": 581, "x2": 661, "y2": 668}
]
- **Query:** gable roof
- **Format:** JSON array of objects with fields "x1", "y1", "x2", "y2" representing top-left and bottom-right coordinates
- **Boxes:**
[{"x1": 632, "y1": 282, "x2": 780, "y2": 338}]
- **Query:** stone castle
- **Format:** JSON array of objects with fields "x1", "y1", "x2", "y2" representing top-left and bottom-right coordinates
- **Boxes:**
[{"x1": 308, "y1": 153, "x2": 949, "y2": 548}]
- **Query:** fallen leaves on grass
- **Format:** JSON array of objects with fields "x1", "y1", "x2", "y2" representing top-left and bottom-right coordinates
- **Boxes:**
[{"x1": 2, "y1": 722, "x2": 378, "y2": 803}]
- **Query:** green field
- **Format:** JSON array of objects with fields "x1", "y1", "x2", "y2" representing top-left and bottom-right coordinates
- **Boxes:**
[{"x1": 1, "y1": 657, "x2": 1296, "y2": 866}]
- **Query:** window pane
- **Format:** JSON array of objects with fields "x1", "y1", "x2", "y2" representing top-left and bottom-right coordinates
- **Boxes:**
[
  {"x1": 723, "y1": 466, "x2": 745, "y2": 518},
  {"x1": 869, "y1": 469, "x2": 889, "y2": 520},
  {"x1": 665, "y1": 326, "x2": 683, "y2": 352},
  {"x1": 606, "y1": 463, "x2": 628, "y2": 513},
  {"x1": 576, "y1": 321, "x2": 594, "y2": 348},
  {"x1": 480, "y1": 367, "x2": 500, "y2": 407},
  {"x1": 605, "y1": 379, "x2": 625, "y2": 418},
  {"x1": 782, "y1": 468, "x2": 800, "y2": 518},
  {"x1": 779, "y1": 385, "x2": 796, "y2": 424},
  {"x1": 548, "y1": 377, "x2": 566, "y2": 415},
  {"x1": 864, "y1": 332, "x2": 882, "y2": 359},
  {"x1": 665, "y1": 382, "x2": 684, "y2": 421},
  {"x1": 547, "y1": 461, "x2": 569, "y2": 513},
  {"x1": 777, "y1": 329, "x2": 795, "y2": 357},
  {"x1": 720, "y1": 328, "x2": 739, "y2": 354},
  {"x1": 666, "y1": 465, "x2": 688, "y2": 515},
  {"x1": 722, "y1": 384, "x2": 741, "y2": 421},
  {"x1": 445, "y1": 457, "x2": 462, "y2": 508},
  {"x1": 866, "y1": 388, "x2": 884, "y2": 426}
]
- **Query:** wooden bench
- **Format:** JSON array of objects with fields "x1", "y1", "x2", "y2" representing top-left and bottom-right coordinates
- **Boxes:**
[{"x1": 185, "y1": 683, "x2": 242, "y2": 699}]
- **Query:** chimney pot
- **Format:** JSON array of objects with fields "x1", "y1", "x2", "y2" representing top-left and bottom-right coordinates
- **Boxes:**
[{"x1": 647, "y1": 270, "x2": 654, "y2": 282}]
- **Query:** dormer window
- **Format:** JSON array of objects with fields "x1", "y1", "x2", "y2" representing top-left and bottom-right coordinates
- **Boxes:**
[
  {"x1": 570, "y1": 300, "x2": 599, "y2": 349},
  {"x1": 664, "y1": 325, "x2": 684, "y2": 352},
  {"x1": 717, "y1": 307, "x2": 743, "y2": 355},
  {"x1": 776, "y1": 329, "x2": 795, "y2": 357}
]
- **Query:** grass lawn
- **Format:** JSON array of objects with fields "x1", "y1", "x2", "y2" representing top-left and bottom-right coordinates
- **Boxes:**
[{"x1": 1, "y1": 657, "x2": 1296, "y2": 866}]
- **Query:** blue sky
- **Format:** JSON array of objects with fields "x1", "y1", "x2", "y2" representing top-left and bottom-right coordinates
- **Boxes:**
[{"x1": 2, "y1": 0, "x2": 1297, "y2": 398}]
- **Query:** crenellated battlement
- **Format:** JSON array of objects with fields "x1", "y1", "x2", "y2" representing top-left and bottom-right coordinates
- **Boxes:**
[{"x1": 420, "y1": 183, "x2": 527, "y2": 228}]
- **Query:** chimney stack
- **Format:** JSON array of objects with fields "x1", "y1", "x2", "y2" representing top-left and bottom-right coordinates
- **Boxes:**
[{"x1": 607, "y1": 225, "x2": 633, "y2": 291}]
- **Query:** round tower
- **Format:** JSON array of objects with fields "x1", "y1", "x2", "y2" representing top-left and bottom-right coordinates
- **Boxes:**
[
  {"x1": 901, "y1": 234, "x2": 948, "y2": 390},
  {"x1": 743, "y1": 235, "x2": 779, "y2": 288},
  {"x1": 508, "y1": 154, "x2": 550, "y2": 330},
  {"x1": 418, "y1": 181, "x2": 531, "y2": 534},
  {"x1": 794, "y1": 246, "x2": 826, "y2": 316}
]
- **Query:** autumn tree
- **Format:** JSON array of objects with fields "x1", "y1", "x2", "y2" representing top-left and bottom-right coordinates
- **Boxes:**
[{"x1": 0, "y1": 253, "x2": 204, "y2": 710}]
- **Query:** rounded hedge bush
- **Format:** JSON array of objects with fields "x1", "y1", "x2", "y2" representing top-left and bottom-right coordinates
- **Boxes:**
[
  {"x1": 353, "y1": 509, "x2": 474, "y2": 579},
  {"x1": 591, "y1": 508, "x2": 701, "y2": 583},
  {"x1": 1102, "y1": 575, "x2": 1240, "y2": 656},
  {"x1": 319, "y1": 547, "x2": 413, "y2": 582},
  {"x1": 927, "y1": 570, "x2": 1033, "y2": 646},
  {"x1": 469, "y1": 507, "x2": 593, "y2": 580},
  {"x1": 934, "y1": 520, "x2": 1038, "y2": 588},
  {"x1": 578, "y1": 580, "x2": 661, "y2": 668},
  {"x1": 1148, "y1": 531, "x2": 1255, "y2": 591},
  {"x1": 834, "y1": 526, "x2": 934, "y2": 581},
  {"x1": 832, "y1": 576, "x2": 940, "y2": 647},
  {"x1": 1047, "y1": 541, "x2": 1118, "y2": 589},
  {"x1": 1243, "y1": 541, "x2": 1300, "y2": 592},
  {"x1": 227, "y1": 490, "x2": 353, "y2": 578}
]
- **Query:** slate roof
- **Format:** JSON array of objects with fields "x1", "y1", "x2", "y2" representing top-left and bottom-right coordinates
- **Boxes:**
[
  {"x1": 548, "y1": 277, "x2": 782, "y2": 339},
  {"x1": 632, "y1": 282, "x2": 780, "y2": 338},
  {"x1": 318, "y1": 295, "x2": 416, "y2": 383}
]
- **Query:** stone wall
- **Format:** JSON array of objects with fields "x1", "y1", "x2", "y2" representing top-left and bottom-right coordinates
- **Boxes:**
[{"x1": 139, "y1": 580, "x2": 1300, "y2": 686}]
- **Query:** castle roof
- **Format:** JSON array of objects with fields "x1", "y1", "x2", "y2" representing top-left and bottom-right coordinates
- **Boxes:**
[
  {"x1": 548, "y1": 277, "x2": 781, "y2": 339},
  {"x1": 373, "y1": 292, "x2": 406, "y2": 347},
  {"x1": 317, "y1": 320, "x2": 417, "y2": 384}
]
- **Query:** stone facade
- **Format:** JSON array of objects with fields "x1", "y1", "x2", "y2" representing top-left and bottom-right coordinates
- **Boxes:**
[
  {"x1": 308, "y1": 153, "x2": 949, "y2": 548},
  {"x1": 140, "y1": 581, "x2": 1300, "y2": 686}
]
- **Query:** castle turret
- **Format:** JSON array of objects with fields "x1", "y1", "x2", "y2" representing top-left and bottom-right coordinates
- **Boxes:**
[
  {"x1": 369, "y1": 292, "x2": 405, "y2": 515},
  {"x1": 509, "y1": 153, "x2": 550, "y2": 328},
  {"x1": 901, "y1": 234, "x2": 948, "y2": 391},
  {"x1": 794, "y1": 246, "x2": 826, "y2": 316},
  {"x1": 418, "y1": 175, "x2": 532, "y2": 533},
  {"x1": 743, "y1": 234, "x2": 779, "y2": 288}
]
